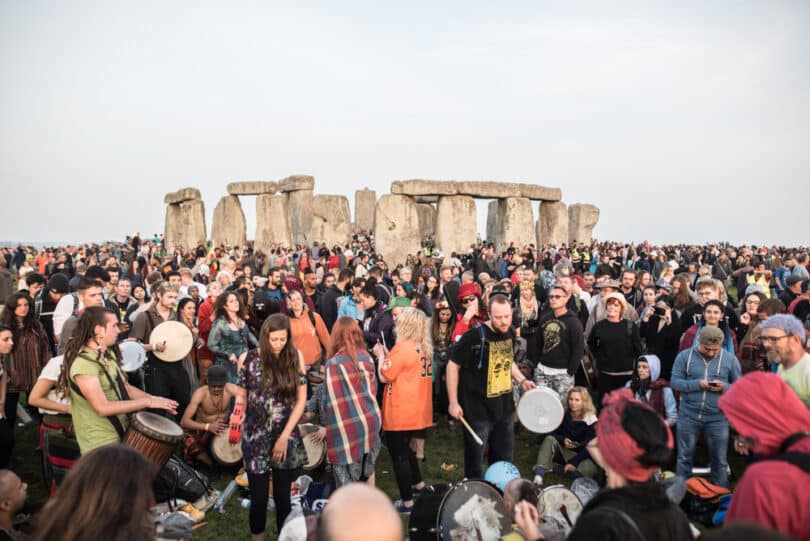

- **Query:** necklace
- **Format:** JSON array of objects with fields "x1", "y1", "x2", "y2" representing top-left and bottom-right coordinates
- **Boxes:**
[{"x1": 211, "y1": 391, "x2": 225, "y2": 413}]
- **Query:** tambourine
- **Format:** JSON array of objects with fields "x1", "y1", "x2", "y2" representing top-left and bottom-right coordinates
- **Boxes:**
[{"x1": 229, "y1": 403, "x2": 244, "y2": 444}]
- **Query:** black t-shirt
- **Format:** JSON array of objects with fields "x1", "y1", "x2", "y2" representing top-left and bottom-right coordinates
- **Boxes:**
[{"x1": 450, "y1": 324, "x2": 516, "y2": 422}]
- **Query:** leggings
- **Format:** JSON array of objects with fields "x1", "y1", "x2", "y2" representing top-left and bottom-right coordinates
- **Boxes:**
[
  {"x1": 385, "y1": 429, "x2": 423, "y2": 502},
  {"x1": 247, "y1": 468, "x2": 296, "y2": 534}
]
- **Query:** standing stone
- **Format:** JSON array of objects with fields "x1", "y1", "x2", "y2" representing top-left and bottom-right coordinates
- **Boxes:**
[
  {"x1": 164, "y1": 188, "x2": 202, "y2": 205},
  {"x1": 374, "y1": 195, "x2": 421, "y2": 267},
  {"x1": 354, "y1": 188, "x2": 377, "y2": 232},
  {"x1": 537, "y1": 201, "x2": 569, "y2": 246},
  {"x1": 288, "y1": 190, "x2": 314, "y2": 245},
  {"x1": 211, "y1": 195, "x2": 247, "y2": 248},
  {"x1": 226, "y1": 181, "x2": 278, "y2": 196},
  {"x1": 568, "y1": 203, "x2": 600, "y2": 244},
  {"x1": 497, "y1": 197, "x2": 534, "y2": 250},
  {"x1": 165, "y1": 200, "x2": 207, "y2": 250},
  {"x1": 486, "y1": 201, "x2": 499, "y2": 244},
  {"x1": 278, "y1": 175, "x2": 315, "y2": 192},
  {"x1": 310, "y1": 195, "x2": 352, "y2": 248},
  {"x1": 435, "y1": 196, "x2": 477, "y2": 255},
  {"x1": 255, "y1": 194, "x2": 292, "y2": 251},
  {"x1": 416, "y1": 203, "x2": 436, "y2": 238}
]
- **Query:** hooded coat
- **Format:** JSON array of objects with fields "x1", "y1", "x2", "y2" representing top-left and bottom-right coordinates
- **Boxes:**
[
  {"x1": 718, "y1": 372, "x2": 810, "y2": 541},
  {"x1": 626, "y1": 354, "x2": 678, "y2": 426}
]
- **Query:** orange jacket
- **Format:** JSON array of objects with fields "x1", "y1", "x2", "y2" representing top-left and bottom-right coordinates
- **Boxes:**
[{"x1": 290, "y1": 308, "x2": 330, "y2": 367}]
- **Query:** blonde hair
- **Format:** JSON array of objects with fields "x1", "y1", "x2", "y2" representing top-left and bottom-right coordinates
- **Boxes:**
[
  {"x1": 567, "y1": 386, "x2": 597, "y2": 419},
  {"x1": 394, "y1": 307, "x2": 433, "y2": 360}
]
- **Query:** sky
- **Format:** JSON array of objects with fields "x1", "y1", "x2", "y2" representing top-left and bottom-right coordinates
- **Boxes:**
[{"x1": 1, "y1": 1, "x2": 808, "y2": 247}]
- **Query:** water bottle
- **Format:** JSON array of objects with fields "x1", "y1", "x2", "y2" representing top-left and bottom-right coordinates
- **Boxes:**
[{"x1": 213, "y1": 480, "x2": 238, "y2": 513}]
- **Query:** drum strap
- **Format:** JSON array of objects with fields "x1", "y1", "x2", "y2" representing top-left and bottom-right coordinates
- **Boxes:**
[
  {"x1": 68, "y1": 352, "x2": 129, "y2": 439},
  {"x1": 586, "y1": 505, "x2": 645, "y2": 540}
]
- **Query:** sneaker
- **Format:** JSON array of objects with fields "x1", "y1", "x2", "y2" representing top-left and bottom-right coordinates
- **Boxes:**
[
  {"x1": 394, "y1": 500, "x2": 414, "y2": 514},
  {"x1": 532, "y1": 466, "x2": 545, "y2": 487},
  {"x1": 533, "y1": 474, "x2": 543, "y2": 486}
]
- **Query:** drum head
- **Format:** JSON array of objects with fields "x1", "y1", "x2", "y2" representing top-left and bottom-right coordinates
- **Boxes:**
[
  {"x1": 540, "y1": 485, "x2": 583, "y2": 534},
  {"x1": 517, "y1": 387, "x2": 565, "y2": 434},
  {"x1": 211, "y1": 429, "x2": 243, "y2": 465},
  {"x1": 150, "y1": 321, "x2": 193, "y2": 362},
  {"x1": 131, "y1": 411, "x2": 184, "y2": 441},
  {"x1": 299, "y1": 424, "x2": 325, "y2": 471},
  {"x1": 438, "y1": 480, "x2": 511, "y2": 540},
  {"x1": 119, "y1": 341, "x2": 147, "y2": 372}
]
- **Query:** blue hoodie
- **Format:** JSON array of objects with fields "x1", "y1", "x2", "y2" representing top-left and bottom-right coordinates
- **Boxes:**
[{"x1": 671, "y1": 346, "x2": 742, "y2": 421}]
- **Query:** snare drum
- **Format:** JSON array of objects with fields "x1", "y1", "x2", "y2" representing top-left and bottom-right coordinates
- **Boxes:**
[
  {"x1": 299, "y1": 423, "x2": 326, "y2": 471},
  {"x1": 409, "y1": 480, "x2": 511, "y2": 540},
  {"x1": 517, "y1": 387, "x2": 565, "y2": 434},
  {"x1": 211, "y1": 429, "x2": 243, "y2": 467},
  {"x1": 123, "y1": 411, "x2": 184, "y2": 467},
  {"x1": 539, "y1": 484, "x2": 583, "y2": 536}
]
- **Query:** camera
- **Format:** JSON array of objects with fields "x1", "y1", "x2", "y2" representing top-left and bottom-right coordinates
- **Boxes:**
[{"x1": 654, "y1": 306, "x2": 666, "y2": 316}]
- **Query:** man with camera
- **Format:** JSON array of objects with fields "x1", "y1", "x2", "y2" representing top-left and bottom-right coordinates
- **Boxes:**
[{"x1": 447, "y1": 291, "x2": 536, "y2": 479}]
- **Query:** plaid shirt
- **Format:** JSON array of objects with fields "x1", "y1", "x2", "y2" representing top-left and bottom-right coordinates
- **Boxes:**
[{"x1": 323, "y1": 352, "x2": 381, "y2": 465}]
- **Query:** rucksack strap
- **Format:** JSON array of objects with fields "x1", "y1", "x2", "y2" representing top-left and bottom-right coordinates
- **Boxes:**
[
  {"x1": 69, "y1": 377, "x2": 126, "y2": 439},
  {"x1": 770, "y1": 452, "x2": 810, "y2": 473}
]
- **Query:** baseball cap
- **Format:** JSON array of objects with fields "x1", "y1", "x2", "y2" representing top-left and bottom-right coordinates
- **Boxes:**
[
  {"x1": 697, "y1": 326, "x2": 724, "y2": 346},
  {"x1": 786, "y1": 275, "x2": 803, "y2": 286}
]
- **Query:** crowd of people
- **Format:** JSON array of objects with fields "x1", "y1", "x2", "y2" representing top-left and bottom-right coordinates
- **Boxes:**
[{"x1": 0, "y1": 234, "x2": 809, "y2": 540}]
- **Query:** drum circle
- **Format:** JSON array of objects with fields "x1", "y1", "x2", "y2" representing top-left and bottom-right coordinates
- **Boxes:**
[
  {"x1": 483, "y1": 461, "x2": 521, "y2": 493},
  {"x1": 517, "y1": 387, "x2": 565, "y2": 434}
]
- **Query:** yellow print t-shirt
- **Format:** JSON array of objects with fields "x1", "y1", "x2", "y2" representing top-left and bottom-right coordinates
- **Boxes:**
[{"x1": 486, "y1": 338, "x2": 513, "y2": 398}]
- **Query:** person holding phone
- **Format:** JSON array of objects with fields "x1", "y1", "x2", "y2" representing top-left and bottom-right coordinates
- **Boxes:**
[
  {"x1": 670, "y1": 326, "x2": 742, "y2": 487},
  {"x1": 640, "y1": 294, "x2": 681, "y2": 381}
]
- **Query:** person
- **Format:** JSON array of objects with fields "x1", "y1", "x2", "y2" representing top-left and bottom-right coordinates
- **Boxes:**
[
  {"x1": 196, "y1": 281, "x2": 222, "y2": 385},
  {"x1": 680, "y1": 277, "x2": 740, "y2": 336},
  {"x1": 533, "y1": 386, "x2": 599, "y2": 485},
  {"x1": 451, "y1": 283, "x2": 488, "y2": 341},
  {"x1": 33, "y1": 273, "x2": 69, "y2": 355},
  {"x1": 287, "y1": 289, "x2": 330, "y2": 375},
  {"x1": 0, "y1": 470, "x2": 28, "y2": 541},
  {"x1": 534, "y1": 285, "x2": 585, "y2": 403},
  {"x1": 124, "y1": 283, "x2": 150, "y2": 324},
  {"x1": 584, "y1": 279, "x2": 639, "y2": 337},
  {"x1": 0, "y1": 327, "x2": 13, "y2": 468},
  {"x1": 177, "y1": 297, "x2": 200, "y2": 388},
  {"x1": 371, "y1": 308, "x2": 433, "y2": 513},
  {"x1": 206, "y1": 290, "x2": 258, "y2": 384},
  {"x1": 627, "y1": 355, "x2": 677, "y2": 426},
  {"x1": 735, "y1": 291, "x2": 769, "y2": 373},
  {"x1": 232, "y1": 314, "x2": 307, "y2": 538},
  {"x1": 679, "y1": 299, "x2": 739, "y2": 356},
  {"x1": 0, "y1": 292, "x2": 51, "y2": 434},
  {"x1": 670, "y1": 326, "x2": 741, "y2": 487},
  {"x1": 513, "y1": 278, "x2": 541, "y2": 381},
  {"x1": 337, "y1": 277, "x2": 366, "y2": 322},
  {"x1": 310, "y1": 316, "x2": 382, "y2": 487},
  {"x1": 759, "y1": 314, "x2": 810, "y2": 407},
  {"x1": 431, "y1": 300, "x2": 456, "y2": 429},
  {"x1": 639, "y1": 294, "x2": 681, "y2": 380},
  {"x1": 31, "y1": 444, "x2": 158, "y2": 541},
  {"x1": 718, "y1": 372, "x2": 810, "y2": 541},
  {"x1": 447, "y1": 293, "x2": 536, "y2": 479},
  {"x1": 320, "y1": 268, "x2": 353, "y2": 332},
  {"x1": 180, "y1": 365, "x2": 238, "y2": 466},
  {"x1": 358, "y1": 283, "x2": 392, "y2": 351},
  {"x1": 61, "y1": 306, "x2": 177, "y2": 454},
  {"x1": 129, "y1": 282, "x2": 192, "y2": 419},
  {"x1": 56, "y1": 277, "x2": 106, "y2": 355},
  {"x1": 108, "y1": 276, "x2": 135, "y2": 341},
  {"x1": 587, "y1": 293, "x2": 644, "y2": 398},
  {"x1": 316, "y1": 483, "x2": 403, "y2": 541}
]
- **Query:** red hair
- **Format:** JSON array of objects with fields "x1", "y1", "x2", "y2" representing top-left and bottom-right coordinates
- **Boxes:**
[{"x1": 327, "y1": 316, "x2": 367, "y2": 368}]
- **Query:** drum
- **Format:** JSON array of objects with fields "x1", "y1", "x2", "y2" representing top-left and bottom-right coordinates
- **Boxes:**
[
  {"x1": 211, "y1": 429, "x2": 243, "y2": 467},
  {"x1": 517, "y1": 387, "x2": 564, "y2": 434},
  {"x1": 539, "y1": 485, "x2": 583, "y2": 535},
  {"x1": 299, "y1": 423, "x2": 326, "y2": 471},
  {"x1": 150, "y1": 321, "x2": 193, "y2": 362},
  {"x1": 123, "y1": 411, "x2": 184, "y2": 467},
  {"x1": 119, "y1": 341, "x2": 147, "y2": 372},
  {"x1": 409, "y1": 480, "x2": 511, "y2": 540}
]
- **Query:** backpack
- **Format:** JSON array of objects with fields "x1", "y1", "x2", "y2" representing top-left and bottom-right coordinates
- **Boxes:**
[
  {"x1": 680, "y1": 477, "x2": 732, "y2": 526},
  {"x1": 153, "y1": 456, "x2": 212, "y2": 505}
]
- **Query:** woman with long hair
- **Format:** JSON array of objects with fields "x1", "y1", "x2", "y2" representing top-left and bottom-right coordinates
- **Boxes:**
[
  {"x1": 627, "y1": 355, "x2": 678, "y2": 426},
  {"x1": 640, "y1": 294, "x2": 681, "y2": 381},
  {"x1": 0, "y1": 325, "x2": 14, "y2": 467},
  {"x1": 513, "y1": 279, "x2": 541, "y2": 379},
  {"x1": 32, "y1": 444, "x2": 157, "y2": 541},
  {"x1": 233, "y1": 314, "x2": 307, "y2": 539},
  {"x1": 177, "y1": 297, "x2": 200, "y2": 388},
  {"x1": 310, "y1": 316, "x2": 382, "y2": 487},
  {"x1": 671, "y1": 274, "x2": 696, "y2": 314},
  {"x1": 196, "y1": 281, "x2": 222, "y2": 385},
  {"x1": 735, "y1": 291, "x2": 768, "y2": 373},
  {"x1": 372, "y1": 307, "x2": 433, "y2": 513},
  {"x1": 1, "y1": 292, "x2": 51, "y2": 430},
  {"x1": 532, "y1": 386, "x2": 599, "y2": 485},
  {"x1": 286, "y1": 289, "x2": 330, "y2": 374},
  {"x1": 125, "y1": 283, "x2": 150, "y2": 324},
  {"x1": 206, "y1": 290, "x2": 258, "y2": 384},
  {"x1": 431, "y1": 300, "x2": 456, "y2": 430}
]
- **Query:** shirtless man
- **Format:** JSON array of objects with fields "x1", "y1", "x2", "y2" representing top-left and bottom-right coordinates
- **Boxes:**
[{"x1": 180, "y1": 365, "x2": 237, "y2": 465}]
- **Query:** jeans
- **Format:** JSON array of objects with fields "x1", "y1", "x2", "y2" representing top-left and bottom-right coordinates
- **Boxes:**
[
  {"x1": 676, "y1": 415, "x2": 730, "y2": 488},
  {"x1": 385, "y1": 430, "x2": 423, "y2": 501},
  {"x1": 463, "y1": 415, "x2": 514, "y2": 479}
]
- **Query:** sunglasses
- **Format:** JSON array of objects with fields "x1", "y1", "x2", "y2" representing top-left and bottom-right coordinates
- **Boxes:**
[
  {"x1": 548, "y1": 294, "x2": 565, "y2": 300},
  {"x1": 461, "y1": 295, "x2": 477, "y2": 304}
]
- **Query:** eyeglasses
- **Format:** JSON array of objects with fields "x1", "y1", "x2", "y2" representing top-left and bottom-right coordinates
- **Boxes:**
[
  {"x1": 759, "y1": 335, "x2": 791, "y2": 344},
  {"x1": 548, "y1": 294, "x2": 565, "y2": 300}
]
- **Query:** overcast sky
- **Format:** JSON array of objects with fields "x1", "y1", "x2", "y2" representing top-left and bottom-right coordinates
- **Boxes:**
[{"x1": 1, "y1": 1, "x2": 808, "y2": 247}]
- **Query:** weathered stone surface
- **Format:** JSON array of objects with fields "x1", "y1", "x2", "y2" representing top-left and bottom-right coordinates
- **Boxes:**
[
  {"x1": 416, "y1": 203, "x2": 436, "y2": 238},
  {"x1": 226, "y1": 181, "x2": 278, "y2": 195},
  {"x1": 568, "y1": 203, "x2": 600, "y2": 244},
  {"x1": 288, "y1": 190, "x2": 314, "y2": 244},
  {"x1": 164, "y1": 200, "x2": 206, "y2": 249},
  {"x1": 163, "y1": 187, "x2": 201, "y2": 205},
  {"x1": 255, "y1": 194, "x2": 292, "y2": 250},
  {"x1": 413, "y1": 195, "x2": 439, "y2": 204},
  {"x1": 278, "y1": 175, "x2": 315, "y2": 192},
  {"x1": 211, "y1": 195, "x2": 247, "y2": 248},
  {"x1": 310, "y1": 195, "x2": 352, "y2": 247},
  {"x1": 435, "y1": 196, "x2": 477, "y2": 255},
  {"x1": 354, "y1": 189, "x2": 376, "y2": 232},
  {"x1": 391, "y1": 180, "x2": 561, "y2": 201},
  {"x1": 486, "y1": 201, "x2": 499, "y2": 243},
  {"x1": 374, "y1": 195, "x2": 421, "y2": 267},
  {"x1": 537, "y1": 201, "x2": 568, "y2": 246},
  {"x1": 496, "y1": 197, "x2": 535, "y2": 250}
]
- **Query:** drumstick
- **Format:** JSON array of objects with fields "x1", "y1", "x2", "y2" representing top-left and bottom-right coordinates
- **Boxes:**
[{"x1": 457, "y1": 415, "x2": 483, "y2": 446}]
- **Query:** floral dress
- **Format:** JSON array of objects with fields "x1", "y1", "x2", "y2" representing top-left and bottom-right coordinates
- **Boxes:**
[
  {"x1": 238, "y1": 350, "x2": 306, "y2": 474},
  {"x1": 207, "y1": 317, "x2": 259, "y2": 383}
]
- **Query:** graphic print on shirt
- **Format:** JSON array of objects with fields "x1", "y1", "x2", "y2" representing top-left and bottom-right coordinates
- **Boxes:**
[
  {"x1": 486, "y1": 338, "x2": 513, "y2": 398},
  {"x1": 542, "y1": 320, "x2": 563, "y2": 354}
]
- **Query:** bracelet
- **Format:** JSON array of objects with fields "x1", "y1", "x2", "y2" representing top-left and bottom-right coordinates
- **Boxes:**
[
  {"x1": 205, "y1": 423, "x2": 210, "y2": 432},
  {"x1": 518, "y1": 378, "x2": 526, "y2": 385}
]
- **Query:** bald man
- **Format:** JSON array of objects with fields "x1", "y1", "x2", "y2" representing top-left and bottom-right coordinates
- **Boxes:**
[
  {"x1": 317, "y1": 484, "x2": 402, "y2": 541},
  {"x1": 0, "y1": 470, "x2": 27, "y2": 541}
]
